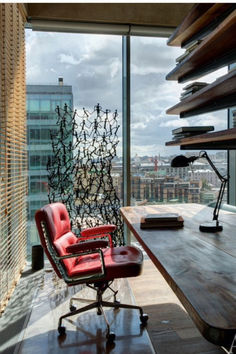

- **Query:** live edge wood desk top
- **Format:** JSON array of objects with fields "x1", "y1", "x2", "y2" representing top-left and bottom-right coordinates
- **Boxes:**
[{"x1": 120, "y1": 203, "x2": 236, "y2": 348}]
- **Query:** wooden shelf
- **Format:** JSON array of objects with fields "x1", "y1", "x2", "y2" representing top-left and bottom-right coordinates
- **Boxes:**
[
  {"x1": 165, "y1": 127, "x2": 236, "y2": 150},
  {"x1": 166, "y1": 10, "x2": 236, "y2": 82},
  {"x1": 167, "y1": 3, "x2": 233, "y2": 47},
  {"x1": 166, "y1": 69, "x2": 236, "y2": 118},
  {"x1": 166, "y1": 5, "x2": 236, "y2": 153}
]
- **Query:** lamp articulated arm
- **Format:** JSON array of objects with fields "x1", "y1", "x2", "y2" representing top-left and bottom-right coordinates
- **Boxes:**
[
  {"x1": 199, "y1": 151, "x2": 227, "y2": 183},
  {"x1": 199, "y1": 151, "x2": 228, "y2": 225},
  {"x1": 171, "y1": 150, "x2": 228, "y2": 232}
]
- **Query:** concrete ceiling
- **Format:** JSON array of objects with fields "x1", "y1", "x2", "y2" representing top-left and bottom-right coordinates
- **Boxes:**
[{"x1": 25, "y1": 3, "x2": 194, "y2": 29}]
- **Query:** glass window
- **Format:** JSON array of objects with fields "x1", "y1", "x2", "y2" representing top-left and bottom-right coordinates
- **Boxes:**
[
  {"x1": 228, "y1": 63, "x2": 236, "y2": 205},
  {"x1": 30, "y1": 181, "x2": 40, "y2": 193},
  {"x1": 30, "y1": 155, "x2": 40, "y2": 168},
  {"x1": 130, "y1": 36, "x2": 227, "y2": 208},
  {"x1": 41, "y1": 129, "x2": 51, "y2": 140},
  {"x1": 51, "y1": 100, "x2": 61, "y2": 110},
  {"x1": 29, "y1": 99, "x2": 39, "y2": 111},
  {"x1": 26, "y1": 29, "x2": 122, "y2": 257},
  {"x1": 30, "y1": 180, "x2": 48, "y2": 193},
  {"x1": 41, "y1": 180, "x2": 48, "y2": 192},
  {"x1": 30, "y1": 129, "x2": 40, "y2": 140},
  {"x1": 40, "y1": 99, "x2": 51, "y2": 111},
  {"x1": 42, "y1": 153, "x2": 51, "y2": 167}
]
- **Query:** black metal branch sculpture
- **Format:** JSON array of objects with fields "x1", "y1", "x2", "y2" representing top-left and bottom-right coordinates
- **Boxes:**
[{"x1": 47, "y1": 103, "x2": 124, "y2": 246}]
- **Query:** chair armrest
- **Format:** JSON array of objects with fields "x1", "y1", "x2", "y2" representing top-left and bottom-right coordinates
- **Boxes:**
[
  {"x1": 80, "y1": 225, "x2": 116, "y2": 237},
  {"x1": 66, "y1": 240, "x2": 108, "y2": 253},
  {"x1": 56, "y1": 248, "x2": 106, "y2": 284},
  {"x1": 80, "y1": 225, "x2": 116, "y2": 247}
]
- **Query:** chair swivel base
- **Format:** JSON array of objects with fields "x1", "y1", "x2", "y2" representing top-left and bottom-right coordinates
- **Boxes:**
[{"x1": 58, "y1": 298, "x2": 148, "y2": 342}]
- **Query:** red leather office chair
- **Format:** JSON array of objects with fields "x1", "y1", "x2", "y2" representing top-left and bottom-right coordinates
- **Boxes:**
[{"x1": 35, "y1": 202, "x2": 148, "y2": 342}]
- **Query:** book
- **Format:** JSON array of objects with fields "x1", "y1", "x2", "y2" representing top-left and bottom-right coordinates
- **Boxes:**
[
  {"x1": 183, "y1": 82, "x2": 208, "y2": 91},
  {"x1": 180, "y1": 82, "x2": 208, "y2": 100},
  {"x1": 176, "y1": 51, "x2": 190, "y2": 63},
  {"x1": 144, "y1": 213, "x2": 179, "y2": 222},
  {"x1": 172, "y1": 133, "x2": 196, "y2": 140},
  {"x1": 172, "y1": 126, "x2": 214, "y2": 135},
  {"x1": 140, "y1": 215, "x2": 184, "y2": 229},
  {"x1": 181, "y1": 87, "x2": 207, "y2": 97},
  {"x1": 181, "y1": 88, "x2": 199, "y2": 96},
  {"x1": 176, "y1": 40, "x2": 202, "y2": 63},
  {"x1": 180, "y1": 91, "x2": 196, "y2": 100},
  {"x1": 140, "y1": 214, "x2": 184, "y2": 229}
]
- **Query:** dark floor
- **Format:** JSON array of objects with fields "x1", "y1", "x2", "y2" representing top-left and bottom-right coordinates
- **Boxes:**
[
  {"x1": 0, "y1": 264, "x2": 153, "y2": 354},
  {"x1": 0, "y1": 265, "x2": 42, "y2": 354},
  {"x1": 0, "y1": 259, "x2": 231, "y2": 354}
]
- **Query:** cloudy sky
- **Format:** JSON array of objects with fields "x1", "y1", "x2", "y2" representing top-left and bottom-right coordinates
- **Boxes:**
[{"x1": 26, "y1": 29, "x2": 227, "y2": 157}]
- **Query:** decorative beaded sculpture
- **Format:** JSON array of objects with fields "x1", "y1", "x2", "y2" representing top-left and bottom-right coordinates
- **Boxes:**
[{"x1": 47, "y1": 103, "x2": 124, "y2": 245}]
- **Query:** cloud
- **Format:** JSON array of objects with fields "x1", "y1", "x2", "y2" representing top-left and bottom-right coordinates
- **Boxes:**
[
  {"x1": 59, "y1": 53, "x2": 81, "y2": 65},
  {"x1": 160, "y1": 118, "x2": 184, "y2": 128},
  {"x1": 131, "y1": 37, "x2": 183, "y2": 75},
  {"x1": 25, "y1": 30, "x2": 228, "y2": 157}
]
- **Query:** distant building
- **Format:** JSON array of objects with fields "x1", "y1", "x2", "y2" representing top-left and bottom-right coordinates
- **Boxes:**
[
  {"x1": 27, "y1": 78, "x2": 73, "y2": 255},
  {"x1": 188, "y1": 169, "x2": 220, "y2": 187},
  {"x1": 114, "y1": 174, "x2": 201, "y2": 204},
  {"x1": 112, "y1": 154, "x2": 227, "y2": 206},
  {"x1": 200, "y1": 190, "x2": 216, "y2": 204}
]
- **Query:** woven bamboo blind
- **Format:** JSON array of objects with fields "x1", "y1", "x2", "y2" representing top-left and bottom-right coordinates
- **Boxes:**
[{"x1": 0, "y1": 3, "x2": 27, "y2": 312}]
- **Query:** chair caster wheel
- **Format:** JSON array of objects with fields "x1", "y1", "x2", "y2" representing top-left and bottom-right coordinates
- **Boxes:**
[
  {"x1": 140, "y1": 314, "x2": 149, "y2": 325},
  {"x1": 106, "y1": 331, "x2": 116, "y2": 342},
  {"x1": 58, "y1": 326, "x2": 66, "y2": 336},
  {"x1": 70, "y1": 305, "x2": 76, "y2": 312}
]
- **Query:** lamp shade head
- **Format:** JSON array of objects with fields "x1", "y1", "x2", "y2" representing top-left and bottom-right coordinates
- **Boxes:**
[
  {"x1": 171, "y1": 155, "x2": 199, "y2": 167},
  {"x1": 171, "y1": 155, "x2": 190, "y2": 167}
]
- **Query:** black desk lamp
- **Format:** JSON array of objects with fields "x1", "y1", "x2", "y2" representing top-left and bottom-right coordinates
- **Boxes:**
[{"x1": 171, "y1": 151, "x2": 228, "y2": 232}]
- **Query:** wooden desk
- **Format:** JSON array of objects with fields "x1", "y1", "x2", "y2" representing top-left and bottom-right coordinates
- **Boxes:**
[{"x1": 120, "y1": 203, "x2": 236, "y2": 348}]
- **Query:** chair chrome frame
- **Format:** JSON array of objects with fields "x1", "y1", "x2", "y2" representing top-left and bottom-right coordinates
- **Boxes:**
[{"x1": 38, "y1": 217, "x2": 148, "y2": 342}]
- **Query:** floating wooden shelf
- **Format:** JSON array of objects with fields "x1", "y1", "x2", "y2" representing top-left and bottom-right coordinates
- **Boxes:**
[
  {"x1": 166, "y1": 5, "x2": 236, "y2": 153},
  {"x1": 166, "y1": 69, "x2": 236, "y2": 118},
  {"x1": 167, "y1": 3, "x2": 233, "y2": 47},
  {"x1": 166, "y1": 9, "x2": 236, "y2": 82},
  {"x1": 165, "y1": 127, "x2": 236, "y2": 150}
]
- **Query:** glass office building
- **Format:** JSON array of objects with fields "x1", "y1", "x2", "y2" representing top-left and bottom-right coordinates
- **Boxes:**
[{"x1": 26, "y1": 79, "x2": 73, "y2": 256}]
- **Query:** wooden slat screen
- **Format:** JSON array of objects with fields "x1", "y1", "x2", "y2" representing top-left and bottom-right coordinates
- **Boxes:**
[{"x1": 0, "y1": 3, "x2": 27, "y2": 312}]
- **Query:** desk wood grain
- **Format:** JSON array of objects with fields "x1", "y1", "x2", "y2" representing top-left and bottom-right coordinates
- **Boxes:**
[{"x1": 120, "y1": 204, "x2": 236, "y2": 348}]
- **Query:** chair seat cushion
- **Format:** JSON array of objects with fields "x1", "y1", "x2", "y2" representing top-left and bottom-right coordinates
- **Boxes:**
[{"x1": 67, "y1": 245, "x2": 143, "y2": 281}]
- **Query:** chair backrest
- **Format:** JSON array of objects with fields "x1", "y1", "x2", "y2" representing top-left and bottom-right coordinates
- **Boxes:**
[{"x1": 35, "y1": 202, "x2": 78, "y2": 278}]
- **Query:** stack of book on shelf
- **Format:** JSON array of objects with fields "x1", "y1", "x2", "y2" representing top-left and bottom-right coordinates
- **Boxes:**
[
  {"x1": 172, "y1": 126, "x2": 214, "y2": 141},
  {"x1": 140, "y1": 213, "x2": 184, "y2": 229},
  {"x1": 176, "y1": 40, "x2": 202, "y2": 64},
  {"x1": 180, "y1": 82, "x2": 208, "y2": 101}
]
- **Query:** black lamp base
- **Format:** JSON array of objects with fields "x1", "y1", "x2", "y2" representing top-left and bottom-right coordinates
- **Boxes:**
[{"x1": 199, "y1": 222, "x2": 223, "y2": 233}]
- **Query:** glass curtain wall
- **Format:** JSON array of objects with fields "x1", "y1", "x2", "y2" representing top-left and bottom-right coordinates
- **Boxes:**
[
  {"x1": 26, "y1": 30, "x2": 122, "y2": 256},
  {"x1": 26, "y1": 84, "x2": 73, "y2": 255},
  {"x1": 228, "y1": 63, "x2": 236, "y2": 206},
  {"x1": 130, "y1": 36, "x2": 228, "y2": 209},
  {"x1": 26, "y1": 29, "x2": 230, "y2": 253}
]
